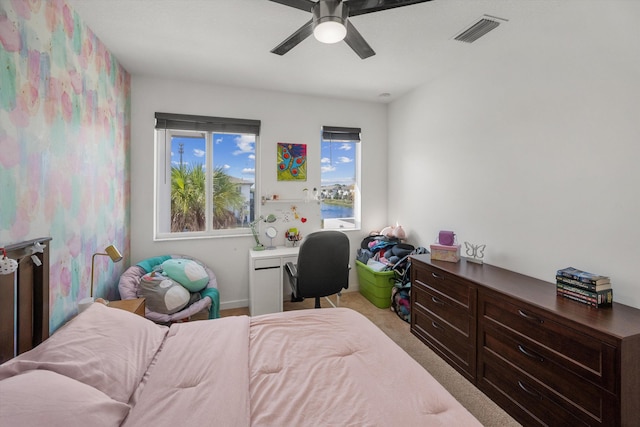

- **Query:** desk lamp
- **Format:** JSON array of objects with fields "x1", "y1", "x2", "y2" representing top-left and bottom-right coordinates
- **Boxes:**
[
  {"x1": 250, "y1": 214, "x2": 277, "y2": 251},
  {"x1": 89, "y1": 244, "x2": 123, "y2": 303}
]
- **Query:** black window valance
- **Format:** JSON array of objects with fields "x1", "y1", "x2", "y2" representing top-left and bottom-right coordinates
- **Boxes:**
[
  {"x1": 322, "y1": 126, "x2": 361, "y2": 142},
  {"x1": 155, "y1": 112, "x2": 261, "y2": 135}
]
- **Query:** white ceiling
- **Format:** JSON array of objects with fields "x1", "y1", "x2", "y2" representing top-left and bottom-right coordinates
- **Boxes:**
[{"x1": 66, "y1": 1, "x2": 637, "y2": 103}]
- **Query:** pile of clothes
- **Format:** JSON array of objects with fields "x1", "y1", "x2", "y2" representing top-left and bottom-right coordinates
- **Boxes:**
[
  {"x1": 357, "y1": 235, "x2": 415, "y2": 269},
  {"x1": 357, "y1": 234, "x2": 428, "y2": 322}
]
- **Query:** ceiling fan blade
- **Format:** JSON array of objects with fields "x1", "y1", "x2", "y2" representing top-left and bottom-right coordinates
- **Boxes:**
[
  {"x1": 268, "y1": 0, "x2": 316, "y2": 13},
  {"x1": 343, "y1": 21, "x2": 375, "y2": 59},
  {"x1": 347, "y1": 0, "x2": 433, "y2": 17},
  {"x1": 271, "y1": 19, "x2": 314, "y2": 56}
]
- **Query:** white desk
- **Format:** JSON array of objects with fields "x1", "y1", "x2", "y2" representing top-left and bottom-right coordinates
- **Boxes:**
[{"x1": 248, "y1": 246, "x2": 299, "y2": 316}]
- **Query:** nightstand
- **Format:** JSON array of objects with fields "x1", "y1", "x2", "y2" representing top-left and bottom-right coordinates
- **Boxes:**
[{"x1": 108, "y1": 298, "x2": 146, "y2": 317}]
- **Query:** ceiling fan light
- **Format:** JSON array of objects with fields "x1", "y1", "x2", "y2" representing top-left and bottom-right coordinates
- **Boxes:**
[{"x1": 313, "y1": 20, "x2": 346, "y2": 44}]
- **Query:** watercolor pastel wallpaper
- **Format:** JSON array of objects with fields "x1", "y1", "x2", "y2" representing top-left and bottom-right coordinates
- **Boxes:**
[{"x1": 0, "y1": 0, "x2": 130, "y2": 332}]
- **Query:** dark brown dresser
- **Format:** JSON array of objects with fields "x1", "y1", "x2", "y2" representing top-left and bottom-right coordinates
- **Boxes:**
[{"x1": 410, "y1": 254, "x2": 640, "y2": 427}]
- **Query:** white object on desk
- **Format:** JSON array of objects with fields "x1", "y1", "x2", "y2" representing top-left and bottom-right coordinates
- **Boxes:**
[
  {"x1": 249, "y1": 246, "x2": 299, "y2": 316},
  {"x1": 265, "y1": 226, "x2": 278, "y2": 250}
]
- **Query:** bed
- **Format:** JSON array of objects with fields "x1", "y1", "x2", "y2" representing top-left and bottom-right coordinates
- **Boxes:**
[{"x1": 0, "y1": 301, "x2": 482, "y2": 426}]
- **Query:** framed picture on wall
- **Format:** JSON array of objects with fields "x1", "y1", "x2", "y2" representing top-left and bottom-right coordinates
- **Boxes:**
[{"x1": 277, "y1": 143, "x2": 307, "y2": 181}]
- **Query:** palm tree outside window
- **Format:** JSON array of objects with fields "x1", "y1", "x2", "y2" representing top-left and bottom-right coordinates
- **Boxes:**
[{"x1": 155, "y1": 113, "x2": 260, "y2": 240}]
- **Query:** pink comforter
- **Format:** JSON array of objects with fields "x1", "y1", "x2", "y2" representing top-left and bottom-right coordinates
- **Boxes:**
[{"x1": 124, "y1": 308, "x2": 481, "y2": 426}]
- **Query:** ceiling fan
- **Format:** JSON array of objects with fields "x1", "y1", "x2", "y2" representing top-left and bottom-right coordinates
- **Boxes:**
[{"x1": 269, "y1": 0, "x2": 433, "y2": 59}]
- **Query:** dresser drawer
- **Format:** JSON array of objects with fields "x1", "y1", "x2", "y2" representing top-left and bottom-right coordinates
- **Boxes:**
[
  {"x1": 480, "y1": 322, "x2": 615, "y2": 423},
  {"x1": 479, "y1": 292, "x2": 616, "y2": 392},
  {"x1": 412, "y1": 304, "x2": 475, "y2": 380},
  {"x1": 413, "y1": 280, "x2": 473, "y2": 338},
  {"x1": 413, "y1": 263, "x2": 475, "y2": 312},
  {"x1": 479, "y1": 348, "x2": 617, "y2": 427}
]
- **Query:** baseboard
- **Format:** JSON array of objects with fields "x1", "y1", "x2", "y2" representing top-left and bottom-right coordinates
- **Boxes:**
[
  {"x1": 219, "y1": 299, "x2": 249, "y2": 310},
  {"x1": 219, "y1": 288, "x2": 359, "y2": 311}
]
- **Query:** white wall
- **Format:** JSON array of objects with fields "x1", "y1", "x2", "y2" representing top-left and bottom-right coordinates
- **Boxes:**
[
  {"x1": 130, "y1": 77, "x2": 388, "y2": 308},
  {"x1": 387, "y1": 3, "x2": 640, "y2": 309}
]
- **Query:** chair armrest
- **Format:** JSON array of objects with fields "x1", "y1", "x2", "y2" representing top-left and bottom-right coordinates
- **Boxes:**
[
  {"x1": 285, "y1": 262, "x2": 299, "y2": 298},
  {"x1": 285, "y1": 262, "x2": 298, "y2": 278}
]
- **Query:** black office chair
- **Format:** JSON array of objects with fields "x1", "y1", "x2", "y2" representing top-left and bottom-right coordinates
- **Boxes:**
[{"x1": 285, "y1": 230, "x2": 350, "y2": 308}]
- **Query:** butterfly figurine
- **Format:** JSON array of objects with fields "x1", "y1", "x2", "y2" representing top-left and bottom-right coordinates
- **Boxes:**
[{"x1": 464, "y1": 241, "x2": 486, "y2": 264}]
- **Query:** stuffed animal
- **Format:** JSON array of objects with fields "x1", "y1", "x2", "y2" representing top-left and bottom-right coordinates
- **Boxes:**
[
  {"x1": 379, "y1": 225, "x2": 406, "y2": 240},
  {"x1": 161, "y1": 258, "x2": 209, "y2": 292},
  {"x1": 139, "y1": 271, "x2": 191, "y2": 314},
  {"x1": 379, "y1": 226, "x2": 394, "y2": 237},
  {"x1": 392, "y1": 225, "x2": 406, "y2": 240}
]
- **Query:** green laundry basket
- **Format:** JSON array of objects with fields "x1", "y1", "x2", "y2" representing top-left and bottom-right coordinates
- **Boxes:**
[{"x1": 356, "y1": 260, "x2": 396, "y2": 308}]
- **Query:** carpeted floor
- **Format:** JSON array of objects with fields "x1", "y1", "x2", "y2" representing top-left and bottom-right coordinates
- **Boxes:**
[{"x1": 220, "y1": 291, "x2": 521, "y2": 427}]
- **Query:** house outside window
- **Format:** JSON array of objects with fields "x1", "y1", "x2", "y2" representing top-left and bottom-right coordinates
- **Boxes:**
[
  {"x1": 320, "y1": 126, "x2": 361, "y2": 230},
  {"x1": 154, "y1": 113, "x2": 260, "y2": 240}
]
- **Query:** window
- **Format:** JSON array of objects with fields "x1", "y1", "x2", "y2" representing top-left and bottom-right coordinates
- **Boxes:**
[
  {"x1": 154, "y1": 113, "x2": 260, "y2": 240},
  {"x1": 320, "y1": 126, "x2": 361, "y2": 230}
]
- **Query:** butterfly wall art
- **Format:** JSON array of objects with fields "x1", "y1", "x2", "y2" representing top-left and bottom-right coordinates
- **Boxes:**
[{"x1": 277, "y1": 143, "x2": 307, "y2": 181}]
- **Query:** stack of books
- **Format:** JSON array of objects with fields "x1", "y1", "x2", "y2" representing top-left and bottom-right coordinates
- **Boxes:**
[{"x1": 556, "y1": 267, "x2": 613, "y2": 308}]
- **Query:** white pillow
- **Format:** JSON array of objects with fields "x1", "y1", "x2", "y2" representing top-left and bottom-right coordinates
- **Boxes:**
[
  {"x1": 0, "y1": 369, "x2": 130, "y2": 427},
  {"x1": 0, "y1": 302, "x2": 168, "y2": 403}
]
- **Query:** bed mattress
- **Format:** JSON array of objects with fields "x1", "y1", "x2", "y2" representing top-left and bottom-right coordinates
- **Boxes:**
[{"x1": 0, "y1": 303, "x2": 481, "y2": 426}]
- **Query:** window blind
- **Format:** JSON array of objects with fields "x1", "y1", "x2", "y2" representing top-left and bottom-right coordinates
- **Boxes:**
[
  {"x1": 322, "y1": 126, "x2": 361, "y2": 142},
  {"x1": 155, "y1": 112, "x2": 261, "y2": 135}
]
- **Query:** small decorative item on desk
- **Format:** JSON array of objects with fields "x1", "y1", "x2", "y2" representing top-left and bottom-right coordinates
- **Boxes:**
[
  {"x1": 265, "y1": 226, "x2": 278, "y2": 250},
  {"x1": 285, "y1": 228, "x2": 302, "y2": 247},
  {"x1": 463, "y1": 241, "x2": 486, "y2": 264}
]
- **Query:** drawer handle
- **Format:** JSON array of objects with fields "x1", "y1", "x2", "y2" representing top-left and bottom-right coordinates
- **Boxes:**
[
  {"x1": 431, "y1": 321, "x2": 444, "y2": 331},
  {"x1": 517, "y1": 344, "x2": 544, "y2": 362},
  {"x1": 431, "y1": 272, "x2": 444, "y2": 280},
  {"x1": 431, "y1": 296, "x2": 445, "y2": 306},
  {"x1": 517, "y1": 380, "x2": 542, "y2": 400},
  {"x1": 517, "y1": 309, "x2": 544, "y2": 324}
]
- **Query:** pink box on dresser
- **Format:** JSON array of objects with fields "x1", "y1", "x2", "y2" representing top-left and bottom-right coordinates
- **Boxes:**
[{"x1": 429, "y1": 244, "x2": 461, "y2": 263}]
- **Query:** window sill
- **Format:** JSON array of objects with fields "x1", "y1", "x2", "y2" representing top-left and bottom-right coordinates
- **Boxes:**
[{"x1": 154, "y1": 230, "x2": 252, "y2": 242}]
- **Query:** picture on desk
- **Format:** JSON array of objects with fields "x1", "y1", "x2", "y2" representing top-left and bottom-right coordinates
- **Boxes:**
[{"x1": 277, "y1": 143, "x2": 306, "y2": 181}]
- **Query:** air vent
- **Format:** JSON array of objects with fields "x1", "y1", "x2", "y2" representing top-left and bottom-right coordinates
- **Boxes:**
[{"x1": 454, "y1": 15, "x2": 506, "y2": 43}]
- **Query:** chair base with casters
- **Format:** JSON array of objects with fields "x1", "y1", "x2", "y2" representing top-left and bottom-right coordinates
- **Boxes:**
[
  {"x1": 285, "y1": 230, "x2": 350, "y2": 309},
  {"x1": 288, "y1": 288, "x2": 343, "y2": 309}
]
